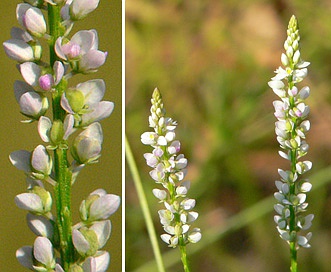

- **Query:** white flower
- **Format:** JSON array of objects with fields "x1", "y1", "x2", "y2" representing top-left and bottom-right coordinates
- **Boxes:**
[{"x1": 16, "y1": 4, "x2": 46, "y2": 37}]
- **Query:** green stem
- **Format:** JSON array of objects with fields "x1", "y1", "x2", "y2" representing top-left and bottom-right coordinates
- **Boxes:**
[
  {"x1": 179, "y1": 240, "x2": 190, "y2": 272},
  {"x1": 48, "y1": 4, "x2": 74, "y2": 270},
  {"x1": 290, "y1": 241, "x2": 298, "y2": 272},
  {"x1": 125, "y1": 135, "x2": 166, "y2": 272},
  {"x1": 289, "y1": 73, "x2": 298, "y2": 272}
]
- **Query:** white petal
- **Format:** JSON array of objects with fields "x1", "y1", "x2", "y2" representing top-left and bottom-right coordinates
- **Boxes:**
[
  {"x1": 16, "y1": 246, "x2": 34, "y2": 269},
  {"x1": 33, "y1": 237, "x2": 54, "y2": 267},
  {"x1": 15, "y1": 193, "x2": 44, "y2": 213},
  {"x1": 20, "y1": 62, "x2": 41, "y2": 86},
  {"x1": 38, "y1": 116, "x2": 52, "y2": 142}
]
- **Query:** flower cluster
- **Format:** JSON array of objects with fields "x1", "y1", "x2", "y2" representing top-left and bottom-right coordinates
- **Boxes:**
[
  {"x1": 4, "y1": 0, "x2": 120, "y2": 271},
  {"x1": 268, "y1": 15, "x2": 313, "y2": 249},
  {"x1": 141, "y1": 88, "x2": 201, "y2": 248}
]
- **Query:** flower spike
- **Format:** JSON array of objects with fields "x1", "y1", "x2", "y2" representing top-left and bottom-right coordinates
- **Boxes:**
[
  {"x1": 269, "y1": 15, "x2": 313, "y2": 270},
  {"x1": 142, "y1": 88, "x2": 201, "y2": 249}
]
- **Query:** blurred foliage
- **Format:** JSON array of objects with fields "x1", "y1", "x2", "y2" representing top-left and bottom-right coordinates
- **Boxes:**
[
  {"x1": 126, "y1": 0, "x2": 331, "y2": 271},
  {"x1": 0, "y1": 1, "x2": 122, "y2": 271}
]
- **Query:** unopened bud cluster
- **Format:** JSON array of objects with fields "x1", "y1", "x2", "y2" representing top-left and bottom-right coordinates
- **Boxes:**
[
  {"x1": 141, "y1": 88, "x2": 201, "y2": 248},
  {"x1": 268, "y1": 15, "x2": 313, "y2": 249},
  {"x1": 4, "y1": 0, "x2": 120, "y2": 271}
]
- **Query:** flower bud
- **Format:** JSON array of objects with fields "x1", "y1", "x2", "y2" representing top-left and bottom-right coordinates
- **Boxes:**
[
  {"x1": 39, "y1": 74, "x2": 54, "y2": 91},
  {"x1": 71, "y1": 122, "x2": 103, "y2": 164},
  {"x1": 31, "y1": 145, "x2": 53, "y2": 178}
]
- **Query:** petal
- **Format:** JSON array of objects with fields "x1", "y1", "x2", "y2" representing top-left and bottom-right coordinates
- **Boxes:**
[
  {"x1": 3, "y1": 39, "x2": 34, "y2": 62},
  {"x1": 95, "y1": 251, "x2": 110, "y2": 272},
  {"x1": 15, "y1": 193, "x2": 44, "y2": 213},
  {"x1": 27, "y1": 213, "x2": 54, "y2": 238},
  {"x1": 23, "y1": 7, "x2": 46, "y2": 37},
  {"x1": 54, "y1": 61, "x2": 64, "y2": 85},
  {"x1": 89, "y1": 194, "x2": 121, "y2": 220},
  {"x1": 9, "y1": 150, "x2": 31, "y2": 172},
  {"x1": 76, "y1": 79, "x2": 105, "y2": 104},
  {"x1": 38, "y1": 116, "x2": 52, "y2": 142},
  {"x1": 71, "y1": 30, "x2": 95, "y2": 53},
  {"x1": 72, "y1": 229, "x2": 90, "y2": 255},
  {"x1": 79, "y1": 122, "x2": 103, "y2": 143},
  {"x1": 31, "y1": 145, "x2": 51, "y2": 174},
  {"x1": 33, "y1": 237, "x2": 54, "y2": 267},
  {"x1": 16, "y1": 246, "x2": 34, "y2": 270},
  {"x1": 60, "y1": 93, "x2": 74, "y2": 114},
  {"x1": 19, "y1": 92, "x2": 43, "y2": 117},
  {"x1": 81, "y1": 101, "x2": 114, "y2": 126},
  {"x1": 79, "y1": 50, "x2": 107, "y2": 73},
  {"x1": 14, "y1": 80, "x2": 35, "y2": 101},
  {"x1": 70, "y1": 0, "x2": 100, "y2": 20},
  {"x1": 89, "y1": 220, "x2": 111, "y2": 248},
  {"x1": 55, "y1": 37, "x2": 67, "y2": 60},
  {"x1": 20, "y1": 62, "x2": 41, "y2": 86},
  {"x1": 63, "y1": 114, "x2": 76, "y2": 140},
  {"x1": 81, "y1": 257, "x2": 97, "y2": 272},
  {"x1": 16, "y1": 3, "x2": 31, "y2": 26},
  {"x1": 10, "y1": 27, "x2": 33, "y2": 42}
]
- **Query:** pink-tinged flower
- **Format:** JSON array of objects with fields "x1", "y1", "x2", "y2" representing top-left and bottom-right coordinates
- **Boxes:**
[
  {"x1": 55, "y1": 30, "x2": 107, "y2": 73},
  {"x1": 10, "y1": 145, "x2": 53, "y2": 180},
  {"x1": 14, "y1": 81, "x2": 49, "y2": 121},
  {"x1": 16, "y1": 3, "x2": 47, "y2": 38},
  {"x1": 61, "y1": 79, "x2": 114, "y2": 127},
  {"x1": 20, "y1": 61, "x2": 64, "y2": 91},
  {"x1": 38, "y1": 115, "x2": 75, "y2": 147}
]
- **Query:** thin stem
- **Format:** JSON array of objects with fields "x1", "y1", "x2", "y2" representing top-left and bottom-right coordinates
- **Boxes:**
[
  {"x1": 134, "y1": 166, "x2": 331, "y2": 272},
  {"x1": 179, "y1": 240, "x2": 190, "y2": 272},
  {"x1": 289, "y1": 72, "x2": 298, "y2": 272},
  {"x1": 290, "y1": 241, "x2": 298, "y2": 272},
  {"x1": 125, "y1": 135, "x2": 166, "y2": 272},
  {"x1": 48, "y1": 3, "x2": 74, "y2": 270}
]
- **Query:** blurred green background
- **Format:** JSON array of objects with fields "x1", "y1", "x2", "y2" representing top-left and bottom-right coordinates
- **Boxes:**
[
  {"x1": 0, "y1": 1, "x2": 122, "y2": 271},
  {"x1": 126, "y1": 0, "x2": 331, "y2": 271}
]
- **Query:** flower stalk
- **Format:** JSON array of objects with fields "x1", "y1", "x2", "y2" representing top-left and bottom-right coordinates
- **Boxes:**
[{"x1": 269, "y1": 15, "x2": 313, "y2": 272}]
